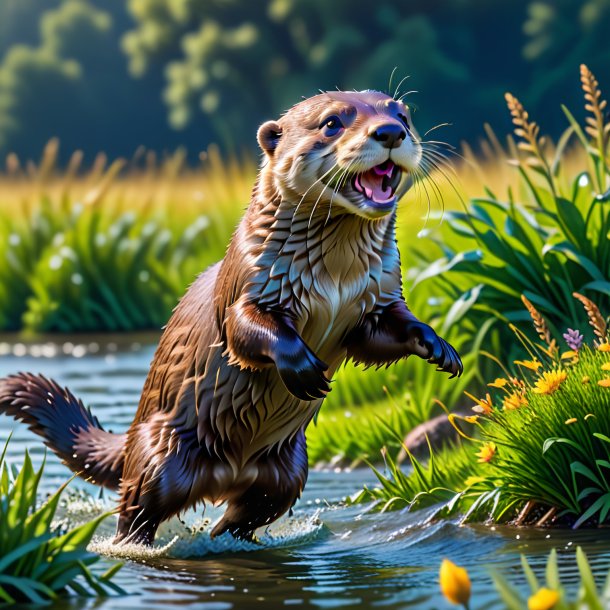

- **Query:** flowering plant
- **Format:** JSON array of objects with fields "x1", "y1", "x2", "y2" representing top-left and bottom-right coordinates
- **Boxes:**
[{"x1": 457, "y1": 293, "x2": 610, "y2": 527}]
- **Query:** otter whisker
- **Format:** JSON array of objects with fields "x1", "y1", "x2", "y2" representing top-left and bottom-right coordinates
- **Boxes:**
[
  {"x1": 420, "y1": 150, "x2": 464, "y2": 209},
  {"x1": 422, "y1": 123, "x2": 452, "y2": 137},
  {"x1": 419, "y1": 158, "x2": 447, "y2": 220},
  {"x1": 420, "y1": 140, "x2": 468, "y2": 165},
  {"x1": 308, "y1": 163, "x2": 347, "y2": 233},
  {"x1": 412, "y1": 165, "x2": 434, "y2": 228},
  {"x1": 387, "y1": 66, "x2": 398, "y2": 97},
  {"x1": 326, "y1": 160, "x2": 357, "y2": 227},
  {"x1": 397, "y1": 90, "x2": 418, "y2": 102},
  {"x1": 294, "y1": 160, "x2": 340, "y2": 220},
  {"x1": 420, "y1": 143, "x2": 464, "y2": 165},
  {"x1": 420, "y1": 149, "x2": 459, "y2": 172},
  {"x1": 393, "y1": 75, "x2": 411, "y2": 100}
]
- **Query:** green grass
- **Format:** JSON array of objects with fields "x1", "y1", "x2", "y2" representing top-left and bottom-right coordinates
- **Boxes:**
[
  {"x1": 490, "y1": 547, "x2": 610, "y2": 610},
  {"x1": 0, "y1": 143, "x2": 249, "y2": 332},
  {"x1": 413, "y1": 64, "x2": 610, "y2": 367},
  {"x1": 350, "y1": 442, "x2": 475, "y2": 512},
  {"x1": 0, "y1": 438, "x2": 123, "y2": 605},
  {"x1": 353, "y1": 294, "x2": 610, "y2": 529}
]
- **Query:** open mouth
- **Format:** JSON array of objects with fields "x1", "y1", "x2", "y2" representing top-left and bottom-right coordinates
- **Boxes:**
[{"x1": 352, "y1": 160, "x2": 403, "y2": 206}]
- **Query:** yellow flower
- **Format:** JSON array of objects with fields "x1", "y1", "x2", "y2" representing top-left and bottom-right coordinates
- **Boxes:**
[
  {"x1": 515, "y1": 359, "x2": 542, "y2": 371},
  {"x1": 601, "y1": 362, "x2": 610, "y2": 371},
  {"x1": 582, "y1": 375, "x2": 590, "y2": 384},
  {"x1": 464, "y1": 415, "x2": 479, "y2": 424},
  {"x1": 488, "y1": 378, "x2": 508, "y2": 388},
  {"x1": 598, "y1": 343, "x2": 610, "y2": 352},
  {"x1": 565, "y1": 417, "x2": 577, "y2": 425},
  {"x1": 466, "y1": 391, "x2": 494, "y2": 414},
  {"x1": 464, "y1": 476, "x2": 485, "y2": 486},
  {"x1": 476, "y1": 442, "x2": 496, "y2": 463},
  {"x1": 528, "y1": 587, "x2": 560, "y2": 610},
  {"x1": 561, "y1": 350, "x2": 577, "y2": 360},
  {"x1": 503, "y1": 391, "x2": 528, "y2": 411},
  {"x1": 599, "y1": 378, "x2": 610, "y2": 387},
  {"x1": 439, "y1": 559, "x2": 471, "y2": 607},
  {"x1": 533, "y1": 370, "x2": 567, "y2": 395}
]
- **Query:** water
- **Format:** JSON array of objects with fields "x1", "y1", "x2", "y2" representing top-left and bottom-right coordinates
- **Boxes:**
[{"x1": 2, "y1": 336, "x2": 610, "y2": 610}]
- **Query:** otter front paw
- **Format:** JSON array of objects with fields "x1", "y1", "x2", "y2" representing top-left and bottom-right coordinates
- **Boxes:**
[
  {"x1": 274, "y1": 337, "x2": 331, "y2": 400},
  {"x1": 404, "y1": 321, "x2": 463, "y2": 378}
]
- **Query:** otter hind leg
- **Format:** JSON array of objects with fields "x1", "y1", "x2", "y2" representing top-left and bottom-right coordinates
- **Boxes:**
[
  {"x1": 211, "y1": 430, "x2": 308, "y2": 542},
  {"x1": 210, "y1": 485, "x2": 297, "y2": 542},
  {"x1": 114, "y1": 426, "x2": 204, "y2": 546}
]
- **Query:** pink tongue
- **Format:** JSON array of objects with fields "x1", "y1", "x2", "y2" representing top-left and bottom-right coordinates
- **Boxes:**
[{"x1": 360, "y1": 162, "x2": 395, "y2": 203}]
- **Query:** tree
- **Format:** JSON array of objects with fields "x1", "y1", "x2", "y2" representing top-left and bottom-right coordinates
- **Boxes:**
[{"x1": 0, "y1": 0, "x2": 198, "y2": 162}]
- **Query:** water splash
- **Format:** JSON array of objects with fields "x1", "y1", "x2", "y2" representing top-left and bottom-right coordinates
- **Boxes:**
[{"x1": 58, "y1": 491, "x2": 325, "y2": 560}]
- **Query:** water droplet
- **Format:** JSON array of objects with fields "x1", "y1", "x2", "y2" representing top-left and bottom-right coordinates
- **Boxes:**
[
  {"x1": 49, "y1": 255, "x2": 63, "y2": 270},
  {"x1": 12, "y1": 343, "x2": 27, "y2": 357},
  {"x1": 72, "y1": 345, "x2": 87, "y2": 358}
]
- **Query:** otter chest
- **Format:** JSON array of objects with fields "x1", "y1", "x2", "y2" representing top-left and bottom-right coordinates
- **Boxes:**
[{"x1": 256, "y1": 216, "x2": 386, "y2": 364}]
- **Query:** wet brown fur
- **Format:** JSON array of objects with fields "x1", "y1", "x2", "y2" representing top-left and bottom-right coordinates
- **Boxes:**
[{"x1": 0, "y1": 90, "x2": 462, "y2": 545}]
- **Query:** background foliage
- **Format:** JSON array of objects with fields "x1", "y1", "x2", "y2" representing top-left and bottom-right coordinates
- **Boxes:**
[{"x1": 0, "y1": 0, "x2": 609, "y2": 161}]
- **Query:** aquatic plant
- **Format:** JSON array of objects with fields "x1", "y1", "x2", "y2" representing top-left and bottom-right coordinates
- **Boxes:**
[
  {"x1": 0, "y1": 438, "x2": 123, "y2": 605},
  {"x1": 0, "y1": 142, "x2": 250, "y2": 331},
  {"x1": 415, "y1": 65, "x2": 610, "y2": 364},
  {"x1": 356, "y1": 294, "x2": 610, "y2": 529},
  {"x1": 441, "y1": 547, "x2": 610, "y2": 610},
  {"x1": 439, "y1": 558, "x2": 471, "y2": 609}
]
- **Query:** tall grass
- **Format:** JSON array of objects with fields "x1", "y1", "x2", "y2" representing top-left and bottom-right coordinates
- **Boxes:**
[
  {"x1": 353, "y1": 294, "x2": 610, "y2": 529},
  {"x1": 415, "y1": 65, "x2": 610, "y2": 366},
  {"x1": 0, "y1": 438, "x2": 123, "y2": 605},
  {"x1": 0, "y1": 141, "x2": 253, "y2": 331}
]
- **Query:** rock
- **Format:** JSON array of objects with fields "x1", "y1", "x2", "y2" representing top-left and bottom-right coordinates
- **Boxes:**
[{"x1": 396, "y1": 411, "x2": 469, "y2": 463}]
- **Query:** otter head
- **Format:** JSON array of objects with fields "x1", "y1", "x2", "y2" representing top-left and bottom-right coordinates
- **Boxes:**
[{"x1": 257, "y1": 90, "x2": 422, "y2": 219}]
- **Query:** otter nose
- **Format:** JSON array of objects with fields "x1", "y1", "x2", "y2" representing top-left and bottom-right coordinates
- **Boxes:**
[{"x1": 371, "y1": 123, "x2": 406, "y2": 149}]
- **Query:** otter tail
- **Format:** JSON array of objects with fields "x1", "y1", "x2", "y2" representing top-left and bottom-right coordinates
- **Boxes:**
[{"x1": 0, "y1": 373, "x2": 125, "y2": 490}]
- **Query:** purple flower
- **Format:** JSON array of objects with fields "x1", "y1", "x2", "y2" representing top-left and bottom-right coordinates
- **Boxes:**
[{"x1": 563, "y1": 328, "x2": 584, "y2": 351}]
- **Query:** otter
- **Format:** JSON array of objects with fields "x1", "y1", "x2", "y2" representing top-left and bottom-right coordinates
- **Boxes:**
[{"x1": 0, "y1": 90, "x2": 462, "y2": 545}]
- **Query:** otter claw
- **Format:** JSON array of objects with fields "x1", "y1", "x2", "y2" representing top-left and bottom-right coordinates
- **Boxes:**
[
  {"x1": 405, "y1": 321, "x2": 463, "y2": 378},
  {"x1": 275, "y1": 338, "x2": 331, "y2": 401},
  {"x1": 433, "y1": 339, "x2": 463, "y2": 378}
]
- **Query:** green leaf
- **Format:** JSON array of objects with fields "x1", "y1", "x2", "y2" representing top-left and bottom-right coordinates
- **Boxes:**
[
  {"x1": 570, "y1": 461, "x2": 603, "y2": 486},
  {"x1": 573, "y1": 493, "x2": 610, "y2": 529},
  {"x1": 490, "y1": 570, "x2": 524, "y2": 610},
  {"x1": 0, "y1": 574, "x2": 56, "y2": 605},
  {"x1": 520, "y1": 554, "x2": 539, "y2": 592},
  {"x1": 576, "y1": 546, "x2": 603, "y2": 610},
  {"x1": 545, "y1": 549, "x2": 560, "y2": 591},
  {"x1": 0, "y1": 532, "x2": 53, "y2": 572}
]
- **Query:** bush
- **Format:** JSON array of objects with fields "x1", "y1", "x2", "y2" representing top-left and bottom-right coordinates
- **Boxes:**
[
  {"x1": 415, "y1": 65, "x2": 610, "y2": 365},
  {"x1": 440, "y1": 547, "x2": 610, "y2": 610},
  {"x1": 354, "y1": 294, "x2": 610, "y2": 529},
  {"x1": 0, "y1": 438, "x2": 123, "y2": 605},
  {"x1": 0, "y1": 143, "x2": 250, "y2": 331}
]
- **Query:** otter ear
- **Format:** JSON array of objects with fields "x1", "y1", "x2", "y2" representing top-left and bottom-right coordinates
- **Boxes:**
[{"x1": 257, "y1": 120, "x2": 282, "y2": 156}]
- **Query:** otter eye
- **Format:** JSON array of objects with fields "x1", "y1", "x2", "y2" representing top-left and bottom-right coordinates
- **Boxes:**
[
  {"x1": 320, "y1": 115, "x2": 344, "y2": 136},
  {"x1": 397, "y1": 113, "x2": 410, "y2": 130}
]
